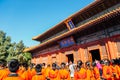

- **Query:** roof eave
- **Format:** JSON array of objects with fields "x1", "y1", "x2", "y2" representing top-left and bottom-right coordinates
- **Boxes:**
[{"x1": 32, "y1": 0, "x2": 100, "y2": 40}]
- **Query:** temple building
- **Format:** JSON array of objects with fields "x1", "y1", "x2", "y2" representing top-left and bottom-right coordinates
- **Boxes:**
[{"x1": 24, "y1": 0, "x2": 120, "y2": 65}]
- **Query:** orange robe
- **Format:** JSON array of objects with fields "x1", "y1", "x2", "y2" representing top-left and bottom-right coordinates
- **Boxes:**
[
  {"x1": 93, "y1": 67, "x2": 100, "y2": 80},
  {"x1": 21, "y1": 70, "x2": 32, "y2": 80},
  {"x1": 0, "y1": 69, "x2": 10, "y2": 80},
  {"x1": 32, "y1": 74, "x2": 45, "y2": 80},
  {"x1": 74, "y1": 68, "x2": 87, "y2": 80},
  {"x1": 3, "y1": 77, "x2": 24, "y2": 80},
  {"x1": 86, "y1": 69, "x2": 95, "y2": 80},
  {"x1": 44, "y1": 67, "x2": 51, "y2": 78},
  {"x1": 117, "y1": 65, "x2": 120, "y2": 77},
  {"x1": 41, "y1": 68, "x2": 45, "y2": 76},
  {"x1": 49, "y1": 69, "x2": 60, "y2": 80},
  {"x1": 31, "y1": 68, "x2": 36, "y2": 77},
  {"x1": 103, "y1": 65, "x2": 113, "y2": 80},
  {"x1": 59, "y1": 69, "x2": 70, "y2": 80},
  {"x1": 111, "y1": 65, "x2": 119, "y2": 80},
  {"x1": 17, "y1": 68, "x2": 25, "y2": 76}
]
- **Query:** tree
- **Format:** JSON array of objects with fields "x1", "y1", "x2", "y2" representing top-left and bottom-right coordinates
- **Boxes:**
[
  {"x1": 0, "y1": 31, "x2": 9, "y2": 60},
  {"x1": 18, "y1": 52, "x2": 32, "y2": 65},
  {"x1": 0, "y1": 30, "x2": 32, "y2": 65}
]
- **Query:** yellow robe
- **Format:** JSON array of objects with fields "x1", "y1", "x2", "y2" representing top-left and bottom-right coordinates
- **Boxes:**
[
  {"x1": 103, "y1": 65, "x2": 112, "y2": 80},
  {"x1": 59, "y1": 69, "x2": 70, "y2": 80},
  {"x1": 111, "y1": 65, "x2": 119, "y2": 80},
  {"x1": 0, "y1": 69, "x2": 10, "y2": 80},
  {"x1": 49, "y1": 69, "x2": 60, "y2": 80},
  {"x1": 3, "y1": 77, "x2": 24, "y2": 80},
  {"x1": 32, "y1": 74, "x2": 45, "y2": 80},
  {"x1": 74, "y1": 68, "x2": 87, "y2": 80},
  {"x1": 21, "y1": 70, "x2": 32, "y2": 80},
  {"x1": 93, "y1": 67, "x2": 100, "y2": 80},
  {"x1": 44, "y1": 67, "x2": 51, "y2": 78},
  {"x1": 86, "y1": 69, "x2": 95, "y2": 80}
]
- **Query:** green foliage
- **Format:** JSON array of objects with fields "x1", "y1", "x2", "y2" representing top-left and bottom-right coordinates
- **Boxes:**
[{"x1": 0, "y1": 30, "x2": 32, "y2": 65}]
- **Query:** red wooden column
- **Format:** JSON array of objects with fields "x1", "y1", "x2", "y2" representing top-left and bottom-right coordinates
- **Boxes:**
[
  {"x1": 39, "y1": 56, "x2": 42, "y2": 63},
  {"x1": 58, "y1": 52, "x2": 63, "y2": 65},
  {"x1": 48, "y1": 55, "x2": 52, "y2": 65},
  {"x1": 78, "y1": 47, "x2": 85, "y2": 63},
  {"x1": 105, "y1": 39, "x2": 116, "y2": 59},
  {"x1": 62, "y1": 52, "x2": 68, "y2": 63},
  {"x1": 78, "y1": 48, "x2": 81, "y2": 60},
  {"x1": 56, "y1": 53, "x2": 60, "y2": 65},
  {"x1": 112, "y1": 40, "x2": 118, "y2": 59}
]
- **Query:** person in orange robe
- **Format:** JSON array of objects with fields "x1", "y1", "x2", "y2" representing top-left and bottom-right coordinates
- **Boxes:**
[
  {"x1": 28, "y1": 64, "x2": 36, "y2": 78},
  {"x1": 48, "y1": 63, "x2": 60, "y2": 80},
  {"x1": 32, "y1": 64, "x2": 45, "y2": 80},
  {"x1": 110, "y1": 59, "x2": 119, "y2": 80},
  {"x1": 74, "y1": 60, "x2": 87, "y2": 80},
  {"x1": 31, "y1": 68, "x2": 36, "y2": 78},
  {"x1": 21, "y1": 63, "x2": 32, "y2": 80},
  {"x1": 103, "y1": 59, "x2": 113, "y2": 80},
  {"x1": 3, "y1": 59, "x2": 24, "y2": 80},
  {"x1": 45, "y1": 64, "x2": 51, "y2": 79},
  {"x1": 0, "y1": 60, "x2": 10, "y2": 80},
  {"x1": 92, "y1": 61, "x2": 101, "y2": 80},
  {"x1": 116, "y1": 58, "x2": 120, "y2": 78},
  {"x1": 85, "y1": 61, "x2": 95, "y2": 80},
  {"x1": 17, "y1": 65, "x2": 25, "y2": 76},
  {"x1": 59, "y1": 62, "x2": 70, "y2": 80},
  {"x1": 41, "y1": 63, "x2": 46, "y2": 76}
]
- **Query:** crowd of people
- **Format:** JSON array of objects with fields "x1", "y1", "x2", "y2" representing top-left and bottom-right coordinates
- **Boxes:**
[{"x1": 0, "y1": 58, "x2": 120, "y2": 80}]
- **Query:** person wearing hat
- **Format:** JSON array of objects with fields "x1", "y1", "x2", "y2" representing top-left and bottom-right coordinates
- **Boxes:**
[
  {"x1": 59, "y1": 62, "x2": 70, "y2": 80},
  {"x1": 48, "y1": 63, "x2": 60, "y2": 80},
  {"x1": 74, "y1": 60, "x2": 87, "y2": 80},
  {"x1": 32, "y1": 64, "x2": 45, "y2": 80},
  {"x1": 3, "y1": 59, "x2": 24, "y2": 80}
]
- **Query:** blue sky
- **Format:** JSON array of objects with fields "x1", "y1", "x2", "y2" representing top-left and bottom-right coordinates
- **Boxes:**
[{"x1": 0, "y1": 0, "x2": 94, "y2": 47}]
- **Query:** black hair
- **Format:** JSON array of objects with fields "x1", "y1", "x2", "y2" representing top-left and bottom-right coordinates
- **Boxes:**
[
  {"x1": 110, "y1": 59, "x2": 116, "y2": 65},
  {"x1": 85, "y1": 61, "x2": 90, "y2": 67},
  {"x1": 100, "y1": 60, "x2": 104, "y2": 65},
  {"x1": 92, "y1": 61, "x2": 96, "y2": 67},
  {"x1": 47, "y1": 64, "x2": 50, "y2": 67},
  {"x1": 22, "y1": 62, "x2": 28, "y2": 70},
  {"x1": 52, "y1": 63, "x2": 56, "y2": 67},
  {"x1": 105, "y1": 59, "x2": 110, "y2": 66},
  {"x1": 42, "y1": 63, "x2": 45, "y2": 66},
  {"x1": 61, "y1": 62, "x2": 66, "y2": 66},
  {"x1": 77, "y1": 60, "x2": 83, "y2": 66},
  {"x1": 35, "y1": 64, "x2": 42, "y2": 73},
  {"x1": 8, "y1": 59, "x2": 19, "y2": 72}
]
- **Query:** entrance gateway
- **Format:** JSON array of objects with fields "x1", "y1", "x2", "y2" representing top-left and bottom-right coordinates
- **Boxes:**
[
  {"x1": 66, "y1": 54, "x2": 74, "y2": 63},
  {"x1": 89, "y1": 49, "x2": 101, "y2": 61}
]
